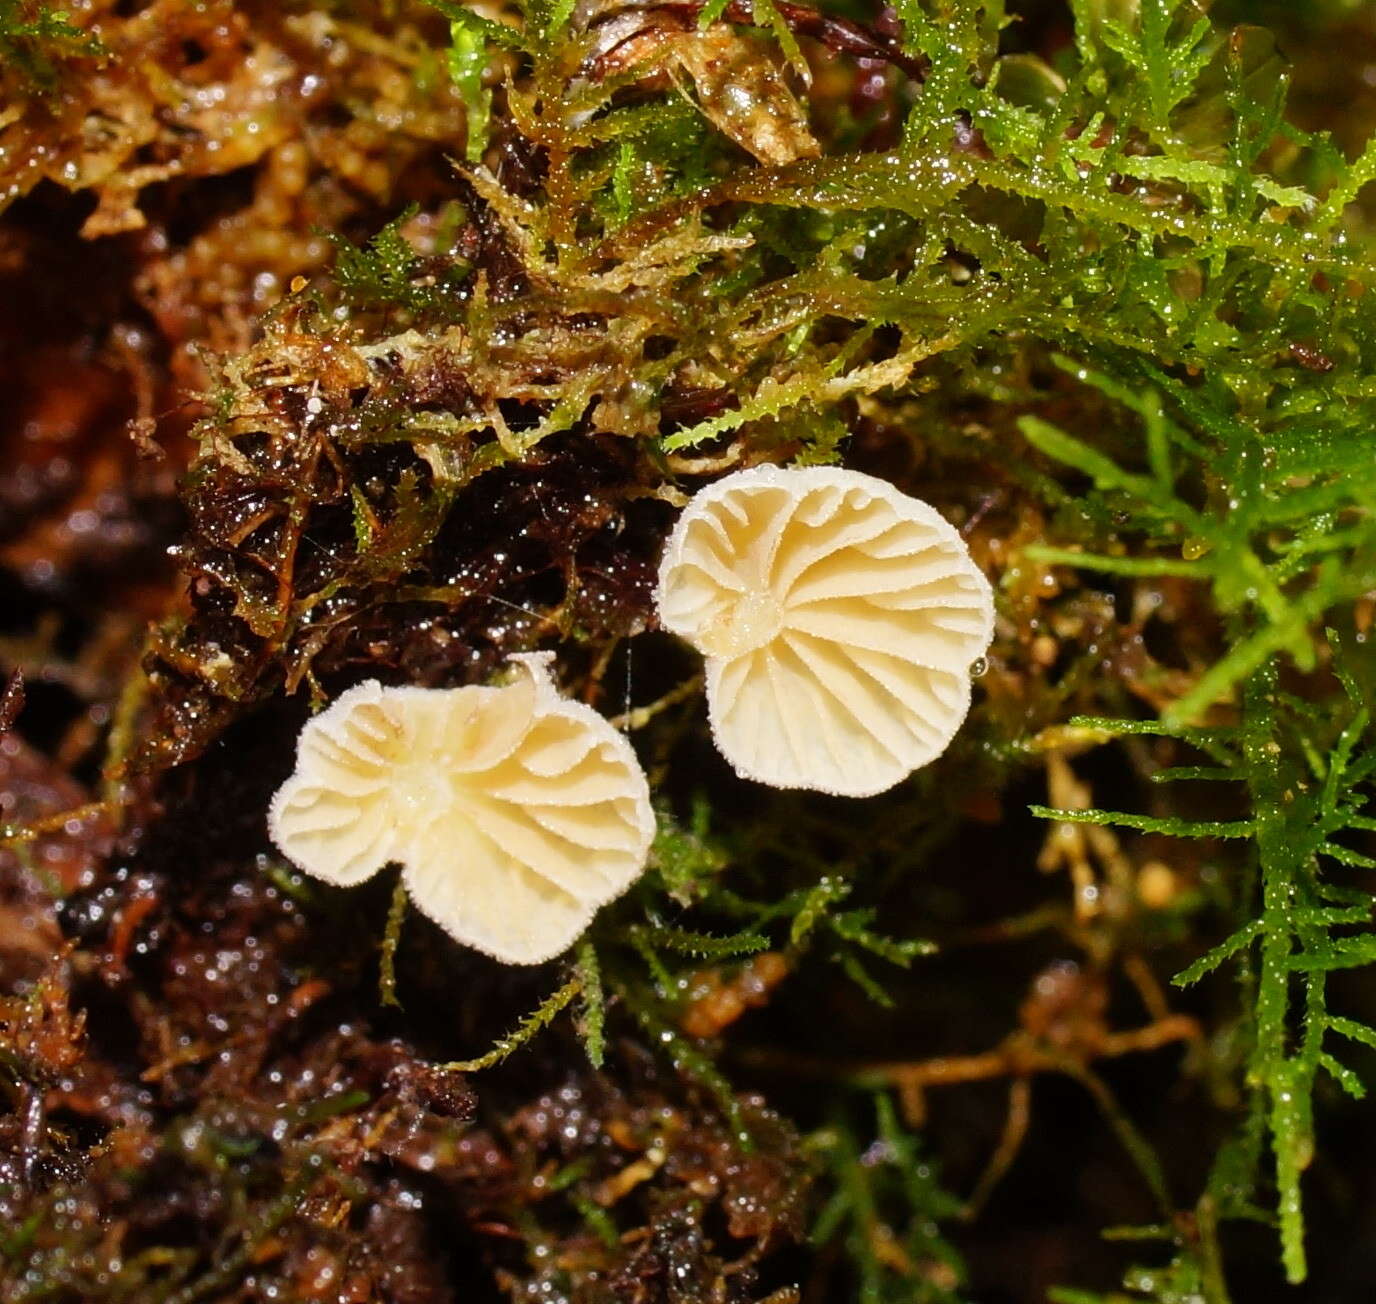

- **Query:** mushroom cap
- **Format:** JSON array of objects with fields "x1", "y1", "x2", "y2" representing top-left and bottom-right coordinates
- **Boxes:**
[
  {"x1": 656, "y1": 464, "x2": 994, "y2": 797},
  {"x1": 268, "y1": 654, "x2": 654, "y2": 964}
]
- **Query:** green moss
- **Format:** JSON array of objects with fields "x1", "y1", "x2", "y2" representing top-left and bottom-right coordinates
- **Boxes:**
[{"x1": 0, "y1": 0, "x2": 105, "y2": 92}]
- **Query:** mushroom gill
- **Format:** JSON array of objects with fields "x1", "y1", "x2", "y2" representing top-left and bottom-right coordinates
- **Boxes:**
[
  {"x1": 656, "y1": 464, "x2": 995, "y2": 797},
  {"x1": 268, "y1": 654, "x2": 654, "y2": 964}
]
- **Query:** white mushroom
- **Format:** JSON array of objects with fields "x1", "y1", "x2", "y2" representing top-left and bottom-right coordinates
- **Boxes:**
[
  {"x1": 268, "y1": 654, "x2": 654, "y2": 965},
  {"x1": 656, "y1": 464, "x2": 995, "y2": 797}
]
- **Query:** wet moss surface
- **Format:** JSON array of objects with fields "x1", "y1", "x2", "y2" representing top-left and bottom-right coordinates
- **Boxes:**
[{"x1": 6, "y1": 0, "x2": 1376, "y2": 1300}]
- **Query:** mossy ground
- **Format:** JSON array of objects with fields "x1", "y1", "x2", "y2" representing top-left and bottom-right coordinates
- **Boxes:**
[{"x1": 4, "y1": 1, "x2": 1376, "y2": 1300}]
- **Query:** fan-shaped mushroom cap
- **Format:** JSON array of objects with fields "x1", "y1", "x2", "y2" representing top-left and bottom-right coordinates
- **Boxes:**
[
  {"x1": 657, "y1": 465, "x2": 994, "y2": 797},
  {"x1": 268, "y1": 654, "x2": 654, "y2": 964}
]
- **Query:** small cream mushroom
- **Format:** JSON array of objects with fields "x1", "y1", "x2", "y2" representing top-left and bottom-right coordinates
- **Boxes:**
[
  {"x1": 268, "y1": 654, "x2": 654, "y2": 965},
  {"x1": 656, "y1": 464, "x2": 994, "y2": 797}
]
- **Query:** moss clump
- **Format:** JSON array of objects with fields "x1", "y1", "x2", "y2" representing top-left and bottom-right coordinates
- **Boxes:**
[
  {"x1": 0, "y1": 1, "x2": 105, "y2": 92},
  {"x1": 6, "y1": 0, "x2": 1376, "y2": 1300}
]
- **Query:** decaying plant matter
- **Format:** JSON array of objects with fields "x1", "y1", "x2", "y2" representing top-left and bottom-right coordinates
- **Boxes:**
[{"x1": 6, "y1": 0, "x2": 1376, "y2": 1299}]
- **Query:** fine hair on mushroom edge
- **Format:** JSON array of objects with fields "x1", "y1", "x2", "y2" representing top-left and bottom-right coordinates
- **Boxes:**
[
  {"x1": 656, "y1": 463, "x2": 996, "y2": 798},
  {"x1": 267, "y1": 652, "x2": 655, "y2": 966}
]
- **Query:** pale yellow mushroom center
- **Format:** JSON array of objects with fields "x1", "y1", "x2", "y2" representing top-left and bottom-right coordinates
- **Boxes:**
[
  {"x1": 696, "y1": 588, "x2": 785, "y2": 659},
  {"x1": 394, "y1": 757, "x2": 463, "y2": 824}
]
